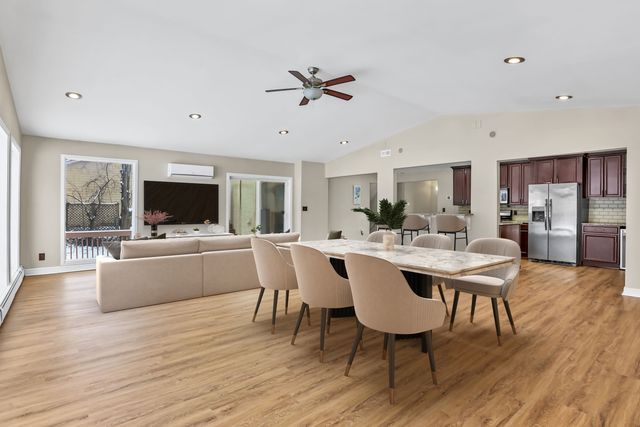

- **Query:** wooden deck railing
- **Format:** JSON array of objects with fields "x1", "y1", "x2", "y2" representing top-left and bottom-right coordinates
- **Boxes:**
[{"x1": 65, "y1": 230, "x2": 132, "y2": 260}]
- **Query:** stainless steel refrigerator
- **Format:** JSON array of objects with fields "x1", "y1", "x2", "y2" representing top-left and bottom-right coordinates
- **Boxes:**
[{"x1": 528, "y1": 183, "x2": 587, "y2": 265}]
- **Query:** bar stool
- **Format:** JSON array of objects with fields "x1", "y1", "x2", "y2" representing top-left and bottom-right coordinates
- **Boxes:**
[
  {"x1": 401, "y1": 214, "x2": 430, "y2": 245},
  {"x1": 435, "y1": 214, "x2": 468, "y2": 250}
]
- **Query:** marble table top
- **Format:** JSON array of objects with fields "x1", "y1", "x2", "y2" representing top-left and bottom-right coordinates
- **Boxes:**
[{"x1": 279, "y1": 240, "x2": 515, "y2": 278}]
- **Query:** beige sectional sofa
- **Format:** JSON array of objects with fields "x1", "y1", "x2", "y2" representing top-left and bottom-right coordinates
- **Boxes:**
[{"x1": 96, "y1": 232, "x2": 300, "y2": 312}]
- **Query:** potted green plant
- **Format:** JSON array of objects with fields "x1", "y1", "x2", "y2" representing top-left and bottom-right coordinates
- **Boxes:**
[
  {"x1": 352, "y1": 199, "x2": 407, "y2": 249},
  {"x1": 250, "y1": 224, "x2": 262, "y2": 235}
]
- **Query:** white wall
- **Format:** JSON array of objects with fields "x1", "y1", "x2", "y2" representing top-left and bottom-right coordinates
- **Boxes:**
[
  {"x1": 21, "y1": 135, "x2": 294, "y2": 269},
  {"x1": 326, "y1": 107, "x2": 640, "y2": 291},
  {"x1": 295, "y1": 161, "x2": 328, "y2": 241},
  {"x1": 395, "y1": 164, "x2": 467, "y2": 214},
  {"x1": 0, "y1": 46, "x2": 20, "y2": 146},
  {"x1": 328, "y1": 173, "x2": 377, "y2": 240}
]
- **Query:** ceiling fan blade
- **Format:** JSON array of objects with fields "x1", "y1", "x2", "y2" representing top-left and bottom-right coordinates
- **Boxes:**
[
  {"x1": 299, "y1": 97, "x2": 310, "y2": 106},
  {"x1": 322, "y1": 75, "x2": 355, "y2": 87},
  {"x1": 289, "y1": 70, "x2": 310, "y2": 84},
  {"x1": 323, "y1": 89, "x2": 353, "y2": 101},
  {"x1": 265, "y1": 87, "x2": 302, "y2": 92}
]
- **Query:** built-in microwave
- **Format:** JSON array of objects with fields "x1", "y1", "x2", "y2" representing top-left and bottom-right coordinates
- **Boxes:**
[{"x1": 499, "y1": 188, "x2": 509, "y2": 205}]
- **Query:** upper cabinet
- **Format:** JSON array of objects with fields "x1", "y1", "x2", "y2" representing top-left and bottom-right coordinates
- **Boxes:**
[
  {"x1": 586, "y1": 152, "x2": 625, "y2": 198},
  {"x1": 504, "y1": 162, "x2": 534, "y2": 205},
  {"x1": 499, "y1": 164, "x2": 508, "y2": 188},
  {"x1": 452, "y1": 166, "x2": 471, "y2": 206},
  {"x1": 533, "y1": 155, "x2": 584, "y2": 186}
]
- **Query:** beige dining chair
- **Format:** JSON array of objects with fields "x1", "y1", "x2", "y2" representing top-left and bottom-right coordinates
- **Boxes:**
[
  {"x1": 435, "y1": 214, "x2": 468, "y2": 250},
  {"x1": 366, "y1": 230, "x2": 400, "y2": 244},
  {"x1": 290, "y1": 244, "x2": 354, "y2": 362},
  {"x1": 446, "y1": 238, "x2": 521, "y2": 346},
  {"x1": 410, "y1": 234, "x2": 453, "y2": 316},
  {"x1": 251, "y1": 238, "x2": 299, "y2": 334},
  {"x1": 401, "y1": 214, "x2": 430, "y2": 244},
  {"x1": 344, "y1": 252, "x2": 446, "y2": 404}
]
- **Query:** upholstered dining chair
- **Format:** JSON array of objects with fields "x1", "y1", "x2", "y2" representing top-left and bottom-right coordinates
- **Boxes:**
[
  {"x1": 251, "y1": 238, "x2": 298, "y2": 334},
  {"x1": 366, "y1": 230, "x2": 400, "y2": 244},
  {"x1": 435, "y1": 214, "x2": 468, "y2": 250},
  {"x1": 289, "y1": 244, "x2": 354, "y2": 362},
  {"x1": 410, "y1": 234, "x2": 453, "y2": 316},
  {"x1": 401, "y1": 214, "x2": 430, "y2": 245},
  {"x1": 446, "y1": 238, "x2": 521, "y2": 346},
  {"x1": 344, "y1": 253, "x2": 446, "y2": 404}
]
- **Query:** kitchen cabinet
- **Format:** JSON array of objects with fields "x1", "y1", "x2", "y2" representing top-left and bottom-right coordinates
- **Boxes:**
[
  {"x1": 520, "y1": 223, "x2": 528, "y2": 258},
  {"x1": 587, "y1": 152, "x2": 625, "y2": 198},
  {"x1": 500, "y1": 223, "x2": 521, "y2": 246},
  {"x1": 452, "y1": 166, "x2": 471, "y2": 206},
  {"x1": 499, "y1": 164, "x2": 509, "y2": 188},
  {"x1": 503, "y1": 162, "x2": 533, "y2": 205},
  {"x1": 582, "y1": 224, "x2": 620, "y2": 268},
  {"x1": 534, "y1": 156, "x2": 584, "y2": 186}
]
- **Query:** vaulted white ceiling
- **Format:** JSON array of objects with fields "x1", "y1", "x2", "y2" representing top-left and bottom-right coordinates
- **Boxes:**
[{"x1": 1, "y1": 1, "x2": 639, "y2": 162}]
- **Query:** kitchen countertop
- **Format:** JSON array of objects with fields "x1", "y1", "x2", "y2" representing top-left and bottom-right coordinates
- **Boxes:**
[
  {"x1": 500, "y1": 221, "x2": 528, "y2": 225},
  {"x1": 582, "y1": 223, "x2": 626, "y2": 228}
]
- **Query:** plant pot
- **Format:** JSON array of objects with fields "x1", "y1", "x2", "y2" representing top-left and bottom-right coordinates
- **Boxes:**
[
  {"x1": 382, "y1": 231, "x2": 396, "y2": 251},
  {"x1": 150, "y1": 224, "x2": 158, "y2": 237}
]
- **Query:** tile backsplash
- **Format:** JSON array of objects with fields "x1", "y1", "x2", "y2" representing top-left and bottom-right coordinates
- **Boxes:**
[{"x1": 588, "y1": 198, "x2": 626, "y2": 224}]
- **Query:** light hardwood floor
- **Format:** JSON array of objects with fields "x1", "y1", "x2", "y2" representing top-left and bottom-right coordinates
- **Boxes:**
[{"x1": 1, "y1": 260, "x2": 639, "y2": 426}]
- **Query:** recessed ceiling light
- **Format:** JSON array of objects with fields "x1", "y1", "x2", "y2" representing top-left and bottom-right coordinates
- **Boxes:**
[
  {"x1": 65, "y1": 91, "x2": 82, "y2": 99},
  {"x1": 189, "y1": 113, "x2": 202, "y2": 119},
  {"x1": 339, "y1": 140, "x2": 349, "y2": 145},
  {"x1": 278, "y1": 129, "x2": 289, "y2": 135},
  {"x1": 555, "y1": 95, "x2": 573, "y2": 101},
  {"x1": 503, "y1": 56, "x2": 525, "y2": 64}
]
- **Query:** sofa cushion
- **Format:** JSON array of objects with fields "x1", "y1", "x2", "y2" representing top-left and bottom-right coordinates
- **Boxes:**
[
  {"x1": 198, "y1": 235, "x2": 252, "y2": 253},
  {"x1": 120, "y1": 238, "x2": 199, "y2": 259},
  {"x1": 202, "y1": 249, "x2": 260, "y2": 295},
  {"x1": 259, "y1": 232, "x2": 300, "y2": 244}
]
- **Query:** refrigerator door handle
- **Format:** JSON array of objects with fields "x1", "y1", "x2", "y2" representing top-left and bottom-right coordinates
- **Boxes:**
[
  {"x1": 549, "y1": 198, "x2": 553, "y2": 230},
  {"x1": 544, "y1": 199, "x2": 548, "y2": 231}
]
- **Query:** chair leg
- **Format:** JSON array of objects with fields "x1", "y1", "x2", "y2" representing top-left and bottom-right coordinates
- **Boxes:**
[
  {"x1": 388, "y1": 333, "x2": 396, "y2": 404},
  {"x1": 453, "y1": 233, "x2": 457, "y2": 251},
  {"x1": 424, "y1": 331, "x2": 438, "y2": 385},
  {"x1": 465, "y1": 227, "x2": 468, "y2": 246},
  {"x1": 271, "y1": 290, "x2": 279, "y2": 334},
  {"x1": 326, "y1": 309, "x2": 331, "y2": 335},
  {"x1": 491, "y1": 297, "x2": 502, "y2": 346},
  {"x1": 344, "y1": 321, "x2": 365, "y2": 376},
  {"x1": 306, "y1": 303, "x2": 311, "y2": 326},
  {"x1": 503, "y1": 299, "x2": 517, "y2": 335},
  {"x1": 470, "y1": 294, "x2": 477, "y2": 323},
  {"x1": 449, "y1": 291, "x2": 460, "y2": 331},
  {"x1": 383, "y1": 333, "x2": 389, "y2": 360},
  {"x1": 319, "y1": 308, "x2": 327, "y2": 362},
  {"x1": 252, "y1": 287, "x2": 265, "y2": 322},
  {"x1": 285, "y1": 290, "x2": 290, "y2": 315},
  {"x1": 291, "y1": 303, "x2": 307, "y2": 345},
  {"x1": 437, "y1": 284, "x2": 449, "y2": 316}
]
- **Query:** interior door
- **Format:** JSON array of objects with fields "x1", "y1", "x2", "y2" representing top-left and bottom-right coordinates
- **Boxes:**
[
  {"x1": 548, "y1": 183, "x2": 579, "y2": 264},
  {"x1": 528, "y1": 184, "x2": 549, "y2": 260}
]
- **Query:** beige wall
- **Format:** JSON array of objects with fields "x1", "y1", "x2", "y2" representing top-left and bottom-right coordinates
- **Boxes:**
[
  {"x1": 0, "y1": 46, "x2": 21, "y2": 145},
  {"x1": 328, "y1": 173, "x2": 377, "y2": 240},
  {"x1": 326, "y1": 107, "x2": 640, "y2": 291},
  {"x1": 21, "y1": 135, "x2": 294, "y2": 268},
  {"x1": 395, "y1": 164, "x2": 466, "y2": 214},
  {"x1": 294, "y1": 161, "x2": 328, "y2": 241}
]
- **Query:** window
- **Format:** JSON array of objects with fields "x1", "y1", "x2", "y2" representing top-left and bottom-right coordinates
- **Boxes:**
[
  {"x1": 226, "y1": 174, "x2": 292, "y2": 235},
  {"x1": 0, "y1": 124, "x2": 8, "y2": 287},
  {"x1": 61, "y1": 155, "x2": 137, "y2": 264},
  {"x1": 9, "y1": 139, "x2": 20, "y2": 280}
]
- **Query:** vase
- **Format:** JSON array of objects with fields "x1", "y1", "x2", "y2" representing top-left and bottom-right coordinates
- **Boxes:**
[
  {"x1": 150, "y1": 224, "x2": 158, "y2": 237},
  {"x1": 382, "y1": 231, "x2": 396, "y2": 251}
]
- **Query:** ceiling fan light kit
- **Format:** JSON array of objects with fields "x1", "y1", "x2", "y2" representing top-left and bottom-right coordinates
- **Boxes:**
[{"x1": 266, "y1": 66, "x2": 355, "y2": 106}]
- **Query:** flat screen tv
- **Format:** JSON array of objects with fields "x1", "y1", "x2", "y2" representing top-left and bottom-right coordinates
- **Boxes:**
[{"x1": 144, "y1": 181, "x2": 219, "y2": 224}]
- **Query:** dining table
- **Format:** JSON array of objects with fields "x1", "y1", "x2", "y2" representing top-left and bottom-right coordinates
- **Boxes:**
[{"x1": 278, "y1": 239, "x2": 515, "y2": 349}]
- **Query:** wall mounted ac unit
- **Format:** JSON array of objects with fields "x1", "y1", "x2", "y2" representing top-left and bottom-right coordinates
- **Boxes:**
[{"x1": 167, "y1": 163, "x2": 215, "y2": 179}]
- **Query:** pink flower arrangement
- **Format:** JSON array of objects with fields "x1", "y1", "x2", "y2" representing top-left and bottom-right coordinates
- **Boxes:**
[{"x1": 143, "y1": 210, "x2": 172, "y2": 225}]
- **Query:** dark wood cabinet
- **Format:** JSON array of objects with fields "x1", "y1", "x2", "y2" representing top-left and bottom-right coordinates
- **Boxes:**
[
  {"x1": 500, "y1": 224, "x2": 521, "y2": 246},
  {"x1": 520, "y1": 223, "x2": 528, "y2": 258},
  {"x1": 452, "y1": 166, "x2": 471, "y2": 206},
  {"x1": 582, "y1": 224, "x2": 620, "y2": 268},
  {"x1": 499, "y1": 164, "x2": 508, "y2": 188},
  {"x1": 521, "y1": 162, "x2": 534, "y2": 205},
  {"x1": 508, "y1": 163, "x2": 522, "y2": 205},
  {"x1": 586, "y1": 152, "x2": 625, "y2": 198},
  {"x1": 533, "y1": 156, "x2": 584, "y2": 186}
]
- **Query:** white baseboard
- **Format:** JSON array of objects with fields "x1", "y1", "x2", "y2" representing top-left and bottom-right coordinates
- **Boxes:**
[
  {"x1": 1, "y1": 267, "x2": 25, "y2": 326},
  {"x1": 24, "y1": 264, "x2": 96, "y2": 277},
  {"x1": 622, "y1": 287, "x2": 640, "y2": 298}
]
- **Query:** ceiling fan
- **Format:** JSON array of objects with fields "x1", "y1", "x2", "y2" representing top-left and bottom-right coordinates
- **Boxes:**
[{"x1": 266, "y1": 66, "x2": 355, "y2": 106}]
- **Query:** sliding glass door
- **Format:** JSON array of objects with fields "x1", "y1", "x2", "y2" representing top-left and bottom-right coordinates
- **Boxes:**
[
  {"x1": 61, "y1": 155, "x2": 137, "y2": 264},
  {"x1": 227, "y1": 174, "x2": 291, "y2": 235}
]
